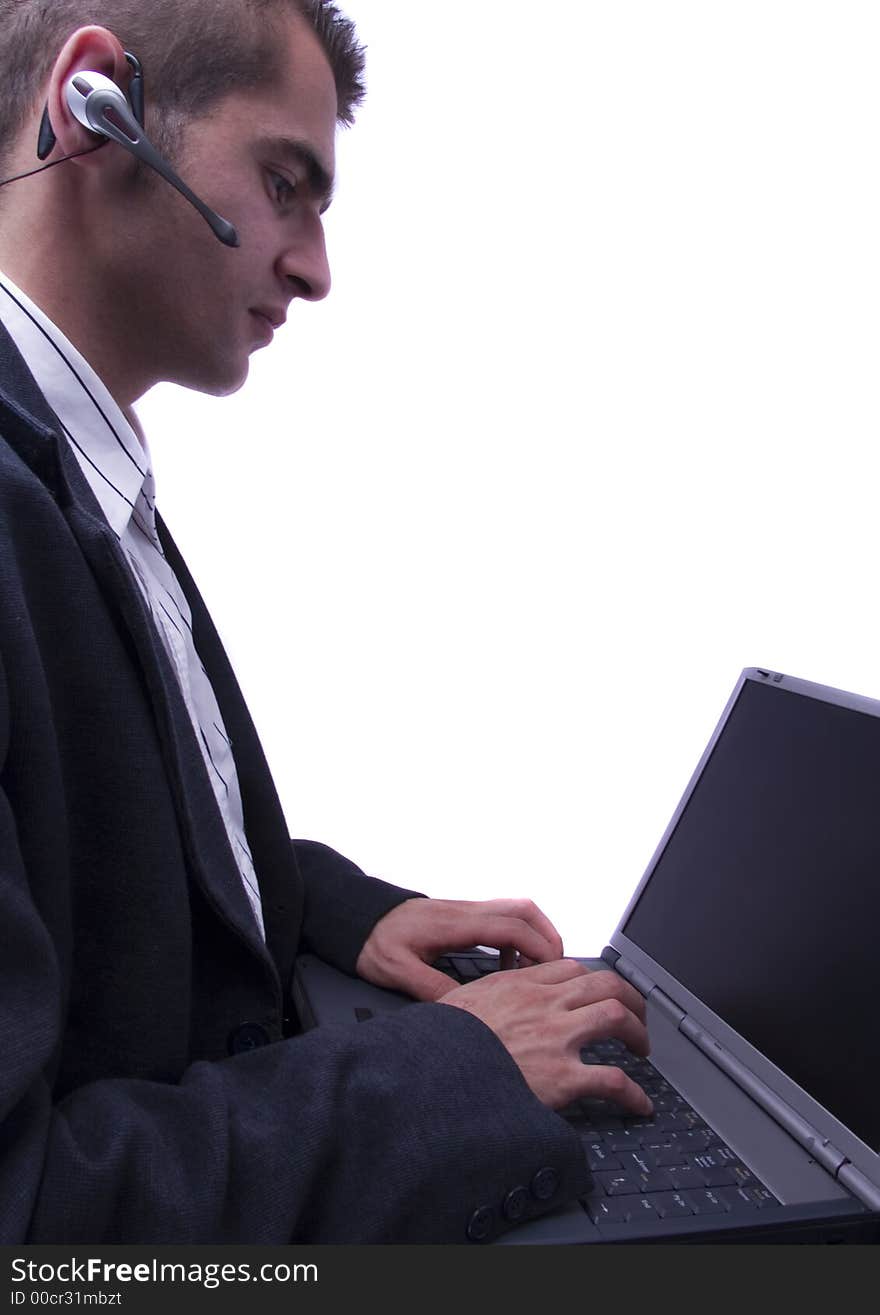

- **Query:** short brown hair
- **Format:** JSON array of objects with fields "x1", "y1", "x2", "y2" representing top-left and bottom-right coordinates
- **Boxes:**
[{"x1": 0, "y1": 0, "x2": 365, "y2": 170}]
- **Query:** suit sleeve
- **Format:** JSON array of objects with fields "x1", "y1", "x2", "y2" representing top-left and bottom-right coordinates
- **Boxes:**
[
  {"x1": 1, "y1": 781, "x2": 590, "y2": 1243},
  {"x1": 0, "y1": 716, "x2": 589, "y2": 1241},
  {"x1": 292, "y1": 837, "x2": 427, "y2": 974},
  {"x1": 24, "y1": 1002, "x2": 591, "y2": 1244}
]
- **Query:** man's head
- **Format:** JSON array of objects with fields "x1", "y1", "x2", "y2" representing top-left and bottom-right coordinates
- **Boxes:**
[
  {"x1": 0, "y1": 1, "x2": 365, "y2": 170},
  {"x1": 0, "y1": 1, "x2": 364, "y2": 403}
]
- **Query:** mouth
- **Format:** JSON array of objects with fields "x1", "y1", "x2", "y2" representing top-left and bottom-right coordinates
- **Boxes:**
[
  {"x1": 252, "y1": 308, "x2": 286, "y2": 331},
  {"x1": 249, "y1": 310, "x2": 277, "y2": 344}
]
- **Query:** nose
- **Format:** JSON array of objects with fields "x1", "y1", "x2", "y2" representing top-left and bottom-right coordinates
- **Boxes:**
[{"x1": 279, "y1": 214, "x2": 332, "y2": 302}]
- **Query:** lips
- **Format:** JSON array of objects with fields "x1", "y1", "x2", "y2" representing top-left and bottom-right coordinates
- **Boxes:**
[
  {"x1": 252, "y1": 308, "x2": 286, "y2": 330},
  {"x1": 249, "y1": 310, "x2": 277, "y2": 344}
]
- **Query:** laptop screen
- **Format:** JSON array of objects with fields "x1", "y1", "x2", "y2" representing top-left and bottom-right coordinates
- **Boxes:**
[{"x1": 622, "y1": 676, "x2": 880, "y2": 1152}]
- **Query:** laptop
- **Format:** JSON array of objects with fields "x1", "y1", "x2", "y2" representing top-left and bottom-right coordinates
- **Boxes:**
[{"x1": 292, "y1": 667, "x2": 880, "y2": 1244}]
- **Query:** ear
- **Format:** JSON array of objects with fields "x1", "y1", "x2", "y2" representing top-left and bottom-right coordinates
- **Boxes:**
[{"x1": 42, "y1": 26, "x2": 132, "y2": 165}]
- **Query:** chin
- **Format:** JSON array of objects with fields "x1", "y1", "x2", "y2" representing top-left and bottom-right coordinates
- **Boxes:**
[{"x1": 176, "y1": 356, "x2": 251, "y2": 398}]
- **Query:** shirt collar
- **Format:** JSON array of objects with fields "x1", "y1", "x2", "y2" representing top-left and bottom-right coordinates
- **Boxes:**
[{"x1": 0, "y1": 269, "x2": 157, "y2": 542}]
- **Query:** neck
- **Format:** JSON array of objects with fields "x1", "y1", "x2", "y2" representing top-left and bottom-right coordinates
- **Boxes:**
[{"x1": 0, "y1": 205, "x2": 154, "y2": 410}]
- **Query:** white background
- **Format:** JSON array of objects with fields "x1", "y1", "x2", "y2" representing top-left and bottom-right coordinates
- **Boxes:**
[{"x1": 138, "y1": 1, "x2": 880, "y2": 952}]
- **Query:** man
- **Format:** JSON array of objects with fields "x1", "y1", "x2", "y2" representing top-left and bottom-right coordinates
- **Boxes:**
[{"x1": 0, "y1": 0, "x2": 651, "y2": 1243}]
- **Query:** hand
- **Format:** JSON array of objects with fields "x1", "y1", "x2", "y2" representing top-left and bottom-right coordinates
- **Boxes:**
[
  {"x1": 439, "y1": 959, "x2": 653, "y2": 1115},
  {"x1": 355, "y1": 896, "x2": 565, "y2": 1002}
]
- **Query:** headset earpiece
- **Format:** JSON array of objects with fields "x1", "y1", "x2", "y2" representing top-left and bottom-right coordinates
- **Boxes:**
[
  {"x1": 59, "y1": 69, "x2": 238, "y2": 248},
  {"x1": 28, "y1": 60, "x2": 239, "y2": 248},
  {"x1": 65, "y1": 70, "x2": 139, "y2": 140},
  {"x1": 38, "y1": 53, "x2": 144, "y2": 160},
  {"x1": 124, "y1": 52, "x2": 145, "y2": 129}
]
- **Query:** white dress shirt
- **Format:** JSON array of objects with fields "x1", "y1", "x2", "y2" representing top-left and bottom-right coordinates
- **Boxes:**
[{"x1": 0, "y1": 271, "x2": 265, "y2": 938}]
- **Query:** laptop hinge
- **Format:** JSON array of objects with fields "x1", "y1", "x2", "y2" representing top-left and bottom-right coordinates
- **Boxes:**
[
  {"x1": 677, "y1": 1015, "x2": 849, "y2": 1179},
  {"x1": 837, "y1": 1163, "x2": 880, "y2": 1212},
  {"x1": 611, "y1": 953, "x2": 654, "y2": 999},
  {"x1": 612, "y1": 955, "x2": 854, "y2": 1185},
  {"x1": 612, "y1": 954, "x2": 686, "y2": 1026}
]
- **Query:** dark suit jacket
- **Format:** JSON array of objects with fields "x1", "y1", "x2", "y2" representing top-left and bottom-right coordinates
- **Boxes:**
[{"x1": 0, "y1": 322, "x2": 589, "y2": 1243}]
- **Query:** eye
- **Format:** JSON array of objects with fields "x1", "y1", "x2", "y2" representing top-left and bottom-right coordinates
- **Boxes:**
[{"x1": 268, "y1": 171, "x2": 298, "y2": 207}]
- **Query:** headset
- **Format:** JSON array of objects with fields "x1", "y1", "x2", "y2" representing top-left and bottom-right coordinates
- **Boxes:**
[{"x1": 0, "y1": 52, "x2": 239, "y2": 248}]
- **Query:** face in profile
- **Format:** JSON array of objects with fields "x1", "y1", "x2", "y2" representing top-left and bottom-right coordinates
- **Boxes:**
[{"x1": 111, "y1": 14, "x2": 338, "y2": 399}]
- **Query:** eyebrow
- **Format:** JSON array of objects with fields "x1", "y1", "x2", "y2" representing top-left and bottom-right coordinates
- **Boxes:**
[{"x1": 258, "y1": 135, "x2": 336, "y2": 212}]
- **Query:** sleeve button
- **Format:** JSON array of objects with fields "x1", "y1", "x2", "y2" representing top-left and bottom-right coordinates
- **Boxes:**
[
  {"x1": 530, "y1": 1167, "x2": 560, "y2": 1201},
  {"x1": 227, "y1": 1023, "x2": 271, "y2": 1055},
  {"x1": 466, "y1": 1206, "x2": 496, "y2": 1242},
  {"x1": 502, "y1": 1186, "x2": 530, "y2": 1222}
]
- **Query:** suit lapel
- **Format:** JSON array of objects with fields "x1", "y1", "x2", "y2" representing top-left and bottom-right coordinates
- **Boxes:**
[
  {"x1": 0, "y1": 325, "x2": 279, "y2": 979},
  {"x1": 159, "y1": 517, "x2": 305, "y2": 998},
  {"x1": 67, "y1": 502, "x2": 275, "y2": 963}
]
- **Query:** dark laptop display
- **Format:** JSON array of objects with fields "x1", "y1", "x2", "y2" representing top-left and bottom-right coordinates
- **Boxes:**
[{"x1": 624, "y1": 678, "x2": 880, "y2": 1152}]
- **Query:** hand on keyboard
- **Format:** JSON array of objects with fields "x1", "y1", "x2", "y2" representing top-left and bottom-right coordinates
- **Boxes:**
[
  {"x1": 438, "y1": 959, "x2": 654, "y2": 1116},
  {"x1": 355, "y1": 896, "x2": 565, "y2": 1002}
]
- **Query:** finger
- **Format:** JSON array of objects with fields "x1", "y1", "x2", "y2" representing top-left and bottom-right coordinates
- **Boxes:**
[
  {"x1": 571, "y1": 996, "x2": 651, "y2": 1057},
  {"x1": 432, "y1": 901, "x2": 560, "y2": 964},
  {"x1": 483, "y1": 899, "x2": 564, "y2": 960},
  {"x1": 461, "y1": 912, "x2": 563, "y2": 965},
  {"x1": 559, "y1": 969, "x2": 648, "y2": 1023},
  {"x1": 572, "y1": 1062, "x2": 653, "y2": 1117},
  {"x1": 512, "y1": 958, "x2": 590, "y2": 985}
]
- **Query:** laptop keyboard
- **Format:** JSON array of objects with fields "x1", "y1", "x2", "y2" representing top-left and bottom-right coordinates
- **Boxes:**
[
  {"x1": 434, "y1": 953, "x2": 781, "y2": 1232},
  {"x1": 566, "y1": 1038, "x2": 780, "y2": 1228}
]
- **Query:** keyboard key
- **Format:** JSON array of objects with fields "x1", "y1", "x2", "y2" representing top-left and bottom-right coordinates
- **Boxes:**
[
  {"x1": 644, "y1": 1080, "x2": 674, "y2": 1096},
  {"x1": 597, "y1": 1171, "x2": 644, "y2": 1196},
  {"x1": 645, "y1": 1143, "x2": 687, "y2": 1168},
  {"x1": 591, "y1": 1040, "x2": 626, "y2": 1056},
  {"x1": 741, "y1": 1185, "x2": 781, "y2": 1209},
  {"x1": 667, "y1": 1166, "x2": 707, "y2": 1191},
  {"x1": 619, "y1": 1059, "x2": 654, "y2": 1079},
  {"x1": 687, "y1": 1152, "x2": 739, "y2": 1187},
  {"x1": 586, "y1": 1145, "x2": 623, "y2": 1172},
  {"x1": 680, "y1": 1188, "x2": 731, "y2": 1216},
  {"x1": 716, "y1": 1186, "x2": 763, "y2": 1213},
  {"x1": 580, "y1": 1098, "x2": 623, "y2": 1122},
  {"x1": 706, "y1": 1146, "x2": 759, "y2": 1189},
  {"x1": 632, "y1": 1196, "x2": 660, "y2": 1220},
  {"x1": 586, "y1": 1196, "x2": 633, "y2": 1224},
  {"x1": 675, "y1": 1129, "x2": 713, "y2": 1151},
  {"x1": 602, "y1": 1130, "x2": 644, "y2": 1151},
  {"x1": 450, "y1": 956, "x2": 482, "y2": 980},
  {"x1": 578, "y1": 1127, "x2": 604, "y2": 1145},
  {"x1": 650, "y1": 1191, "x2": 694, "y2": 1219},
  {"x1": 591, "y1": 1116, "x2": 625, "y2": 1132},
  {"x1": 700, "y1": 1166, "x2": 739, "y2": 1188},
  {"x1": 618, "y1": 1149, "x2": 659, "y2": 1175},
  {"x1": 691, "y1": 1149, "x2": 734, "y2": 1171},
  {"x1": 654, "y1": 1113, "x2": 692, "y2": 1132},
  {"x1": 639, "y1": 1170, "x2": 676, "y2": 1192},
  {"x1": 708, "y1": 1143, "x2": 738, "y2": 1163},
  {"x1": 714, "y1": 1184, "x2": 779, "y2": 1211},
  {"x1": 684, "y1": 1151, "x2": 741, "y2": 1194}
]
